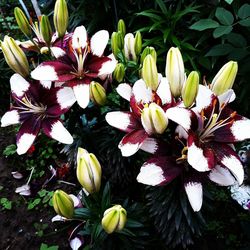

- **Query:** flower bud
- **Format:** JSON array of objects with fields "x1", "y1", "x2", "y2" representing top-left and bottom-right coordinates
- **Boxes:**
[
  {"x1": 102, "y1": 205, "x2": 127, "y2": 234},
  {"x1": 182, "y1": 71, "x2": 199, "y2": 107},
  {"x1": 77, "y1": 148, "x2": 102, "y2": 194},
  {"x1": 141, "y1": 103, "x2": 168, "y2": 135},
  {"x1": 124, "y1": 33, "x2": 137, "y2": 61},
  {"x1": 40, "y1": 15, "x2": 52, "y2": 46},
  {"x1": 165, "y1": 47, "x2": 185, "y2": 98},
  {"x1": 134, "y1": 31, "x2": 142, "y2": 56},
  {"x1": 111, "y1": 32, "x2": 123, "y2": 58},
  {"x1": 113, "y1": 63, "x2": 125, "y2": 82},
  {"x1": 14, "y1": 7, "x2": 31, "y2": 37},
  {"x1": 52, "y1": 190, "x2": 74, "y2": 219},
  {"x1": 141, "y1": 54, "x2": 158, "y2": 91},
  {"x1": 54, "y1": 0, "x2": 68, "y2": 38},
  {"x1": 117, "y1": 19, "x2": 126, "y2": 38},
  {"x1": 1, "y1": 36, "x2": 29, "y2": 77},
  {"x1": 211, "y1": 61, "x2": 238, "y2": 95},
  {"x1": 140, "y1": 46, "x2": 157, "y2": 64},
  {"x1": 90, "y1": 81, "x2": 106, "y2": 106}
]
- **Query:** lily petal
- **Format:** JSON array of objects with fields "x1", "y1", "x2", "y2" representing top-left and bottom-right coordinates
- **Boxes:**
[
  {"x1": 91, "y1": 30, "x2": 109, "y2": 56},
  {"x1": 70, "y1": 237, "x2": 83, "y2": 250},
  {"x1": 156, "y1": 77, "x2": 172, "y2": 105},
  {"x1": 209, "y1": 165, "x2": 236, "y2": 186},
  {"x1": 196, "y1": 85, "x2": 215, "y2": 112},
  {"x1": 132, "y1": 79, "x2": 152, "y2": 103},
  {"x1": 118, "y1": 129, "x2": 148, "y2": 157},
  {"x1": 73, "y1": 83, "x2": 90, "y2": 109},
  {"x1": 116, "y1": 83, "x2": 132, "y2": 101},
  {"x1": 56, "y1": 87, "x2": 76, "y2": 110},
  {"x1": 184, "y1": 182, "x2": 203, "y2": 212},
  {"x1": 10, "y1": 73, "x2": 30, "y2": 97},
  {"x1": 72, "y1": 25, "x2": 87, "y2": 50},
  {"x1": 1, "y1": 110, "x2": 20, "y2": 127}
]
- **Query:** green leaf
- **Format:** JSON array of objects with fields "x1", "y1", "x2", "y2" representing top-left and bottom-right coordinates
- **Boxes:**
[
  {"x1": 205, "y1": 44, "x2": 233, "y2": 56},
  {"x1": 229, "y1": 48, "x2": 250, "y2": 60},
  {"x1": 40, "y1": 243, "x2": 59, "y2": 250},
  {"x1": 189, "y1": 19, "x2": 219, "y2": 31},
  {"x1": 156, "y1": 0, "x2": 168, "y2": 16},
  {"x1": 226, "y1": 33, "x2": 247, "y2": 47},
  {"x1": 126, "y1": 219, "x2": 144, "y2": 228},
  {"x1": 3, "y1": 144, "x2": 17, "y2": 156},
  {"x1": 239, "y1": 18, "x2": 250, "y2": 27},
  {"x1": 213, "y1": 25, "x2": 233, "y2": 38},
  {"x1": 136, "y1": 10, "x2": 162, "y2": 21},
  {"x1": 238, "y1": 4, "x2": 250, "y2": 19},
  {"x1": 215, "y1": 7, "x2": 234, "y2": 25},
  {"x1": 224, "y1": 0, "x2": 234, "y2": 4}
]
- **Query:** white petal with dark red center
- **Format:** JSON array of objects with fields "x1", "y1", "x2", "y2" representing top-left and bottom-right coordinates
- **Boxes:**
[
  {"x1": 175, "y1": 125, "x2": 188, "y2": 139},
  {"x1": 70, "y1": 237, "x2": 83, "y2": 250},
  {"x1": 40, "y1": 80, "x2": 52, "y2": 89},
  {"x1": 49, "y1": 120, "x2": 73, "y2": 144},
  {"x1": 137, "y1": 163, "x2": 165, "y2": 186},
  {"x1": 166, "y1": 107, "x2": 192, "y2": 131},
  {"x1": 196, "y1": 85, "x2": 214, "y2": 112},
  {"x1": 72, "y1": 25, "x2": 87, "y2": 49},
  {"x1": 231, "y1": 119, "x2": 250, "y2": 141},
  {"x1": 221, "y1": 155, "x2": 244, "y2": 185},
  {"x1": 184, "y1": 182, "x2": 203, "y2": 212},
  {"x1": 10, "y1": 73, "x2": 30, "y2": 97},
  {"x1": 116, "y1": 83, "x2": 132, "y2": 101},
  {"x1": 118, "y1": 141, "x2": 141, "y2": 157},
  {"x1": 98, "y1": 59, "x2": 117, "y2": 76},
  {"x1": 73, "y1": 84, "x2": 90, "y2": 109},
  {"x1": 31, "y1": 65, "x2": 59, "y2": 81},
  {"x1": 187, "y1": 143, "x2": 210, "y2": 172},
  {"x1": 133, "y1": 79, "x2": 152, "y2": 103},
  {"x1": 156, "y1": 77, "x2": 172, "y2": 105},
  {"x1": 17, "y1": 133, "x2": 36, "y2": 155},
  {"x1": 105, "y1": 112, "x2": 134, "y2": 132},
  {"x1": 91, "y1": 30, "x2": 109, "y2": 56},
  {"x1": 57, "y1": 87, "x2": 76, "y2": 109},
  {"x1": 51, "y1": 47, "x2": 66, "y2": 58},
  {"x1": 140, "y1": 138, "x2": 158, "y2": 154},
  {"x1": 218, "y1": 89, "x2": 235, "y2": 105},
  {"x1": 209, "y1": 166, "x2": 236, "y2": 186},
  {"x1": 1, "y1": 110, "x2": 20, "y2": 127}
]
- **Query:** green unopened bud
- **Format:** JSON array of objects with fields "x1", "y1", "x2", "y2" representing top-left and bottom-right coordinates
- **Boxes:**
[
  {"x1": 140, "y1": 46, "x2": 157, "y2": 64},
  {"x1": 211, "y1": 61, "x2": 238, "y2": 95},
  {"x1": 182, "y1": 71, "x2": 199, "y2": 107},
  {"x1": 141, "y1": 103, "x2": 168, "y2": 134},
  {"x1": 90, "y1": 81, "x2": 106, "y2": 106},
  {"x1": 111, "y1": 32, "x2": 123, "y2": 58},
  {"x1": 113, "y1": 63, "x2": 125, "y2": 82},
  {"x1": 165, "y1": 47, "x2": 185, "y2": 98},
  {"x1": 1, "y1": 36, "x2": 29, "y2": 77},
  {"x1": 14, "y1": 7, "x2": 31, "y2": 37},
  {"x1": 102, "y1": 205, "x2": 127, "y2": 234},
  {"x1": 54, "y1": 0, "x2": 68, "y2": 38},
  {"x1": 40, "y1": 15, "x2": 52, "y2": 46},
  {"x1": 134, "y1": 31, "x2": 142, "y2": 56},
  {"x1": 124, "y1": 33, "x2": 137, "y2": 61},
  {"x1": 77, "y1": 148, "x2": 102, "y2": 194},
  {"x1": 141, "y1": 54, "x2": 158, "y2": 91},
  {"x1": 52, "y1": 190, "x2": 74, "y2": 219},
  {"x1": 117, "y1": 19, "x2": 126, "y2": 38}
]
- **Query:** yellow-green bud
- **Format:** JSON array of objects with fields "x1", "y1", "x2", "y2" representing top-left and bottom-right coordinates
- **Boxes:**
[
  {"x1": 1, "y1": 36, "x2": 29, "y2": 77},
  {"x1": 113, "y1": 63, "x2": 125, "y2": 83},
  {"x1": 101, "y1": 205, "x2": 127, "y2": 234},
  {"x1": 77, "y1": 148, "x2": 102, "y2": 194},
  {"x1": 117, "y1": 19, "x2": 126, "y2": 38},
  {"x1": 165, "y1": 47, "x2": 185, "y2": 98},
  {"x1": 90, "y1": 81, "x2": 106, "y2": 106},
  {"x1": 134, "y1": 31, "x2": 142, "y2": 56},
  {"x1": 14, "y1": 7, "x2": 31, "y2": 37},
  {"x1": 182, "y1": 71, "x2": 199, "y2": 107},
  {"x1": 40, "y1": 15, "x2": 52, "y2": 46},
  {"x1": 124, "y1": 33, "x2": 137, "y2": 61},
  {"x1": 141, "y1": 103, "x2": 168, "y2": 135},
  {"x1": 52, "y1": 190, "x2": 74, "y2": 219},
  {"x1": 140, "y1": 46, "x2": 157, "y2": 64},
  {"x1": 211, "y1": 61, "x2": 238, "y2": 95},
  {"x1": 54, "y1": 0, "x2": 68, "y2": 38},
  {"x1": 111, "y1": 32, "x2": 123, "y2": 58},
  {"x1": 141, "y1": 54, "x2": 158, "y2": 91}
]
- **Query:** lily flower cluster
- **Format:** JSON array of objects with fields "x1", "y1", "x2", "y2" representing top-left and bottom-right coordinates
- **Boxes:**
[
  {"x1": 0, "y1": 0, "x2": 116, "y2": 155},
  {"x1": 106, "y1": 46, "x2": 250, "y2": 212}
]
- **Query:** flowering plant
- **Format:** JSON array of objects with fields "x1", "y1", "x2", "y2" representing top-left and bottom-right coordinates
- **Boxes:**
[{"x1": 1, "y1": 0, "x2": 250, "y2": 249}]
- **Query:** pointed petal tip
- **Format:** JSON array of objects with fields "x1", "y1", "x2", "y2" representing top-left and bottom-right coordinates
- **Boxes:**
[{"x1": 185, "y1": 182, "x2": 203, "y2": 212}]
